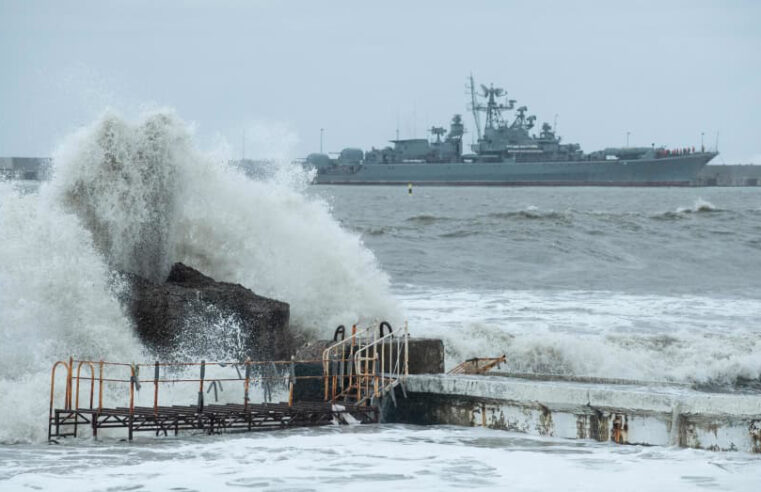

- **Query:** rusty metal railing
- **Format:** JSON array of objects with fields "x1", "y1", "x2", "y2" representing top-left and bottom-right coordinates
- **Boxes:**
[
  {"x1": 48, "y1": 357, "x2": 333, "y2": 431},
  {"x1": 322, "y1": 321, "x2": 409, "y2": 405},
  {"x1": 353, "y1": 321, "x2": 409, "y2": 405},
  {"x1": 322, "y1": 324, "x2": 374, "y2": 402}
]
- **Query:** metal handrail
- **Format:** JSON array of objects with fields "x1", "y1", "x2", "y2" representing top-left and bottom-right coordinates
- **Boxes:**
[
  {"x1": 322, "y1": 324, "x2": 375, "y2": 401},
  {"x1": 321, "y1": 321, "x2": 409, "y2": 406},
  {"x1": 48, "y1": 356, "x2": 350, "y2": 423},
  {"x1": 353, "y1": 322, "x2": 409, "y2": 405}
]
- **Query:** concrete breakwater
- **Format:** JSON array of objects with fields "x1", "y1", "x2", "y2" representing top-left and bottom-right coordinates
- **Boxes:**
[
  {"x1": 296, "y1": 339, "x2": 761, "y2": 453},
  {"x1": 386, "y1": 373, "x2": 761, "y2": 453}
]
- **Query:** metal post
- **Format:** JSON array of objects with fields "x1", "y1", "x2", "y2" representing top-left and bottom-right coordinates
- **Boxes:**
[
  {"x1": 98, "y1": 361, "x2": 104, "y2": 411},
  {"x1": 244, "y1": 358, "x2": 251, "y2": 411},
  {"x1": 404, "y1": 321, "x2": 409, "y2": 378},
  {"x1": 323, "y1": 351, "x2": 329, "y2": 402},
  {"x1": 49, "y1": 360, "x2": 69, "y2": 441},
  {"x1": 288, "y1": 356, "x2": 295, "y2": 407},
  {"x1": 129, "y1": 365, "x2": 135, "y2": 414},
  {"x1": 373, "y1": 343, "x2": 379, "y2": 398},
  {"x1": 381, "y1": 336, "x2": 385, "y2": 389},
  {"x1": 66, "y1": 356, "x2": 73, "y2": 410},
  {"x1": 320, "y1": 128, "x2": 324, "y2": 153},
  {"x1": 153, "y1": 361, "x2": 160, "y2": 415},
  {"x1": 129, "y1": 363, "x2": 135, "y2": 441},
  {"x1": 198, "y1": 360, "x2": 206, "y2": 413}
]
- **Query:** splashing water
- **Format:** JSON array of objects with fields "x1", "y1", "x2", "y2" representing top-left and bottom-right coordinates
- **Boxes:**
[
  {"x1": 50, "y1": 110, "x2": 397, "y2": 331},
  {"x1": 0, "y1": 185, "x2": 143, "y2": 442},
  {"x1": 0, "y1": 109, "x2": 398, "y2": 442}
]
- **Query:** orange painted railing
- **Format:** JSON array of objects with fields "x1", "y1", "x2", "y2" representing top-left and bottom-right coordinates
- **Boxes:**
[{"x1": 48, "y1": 357, "x2": 339, "y2": 421}]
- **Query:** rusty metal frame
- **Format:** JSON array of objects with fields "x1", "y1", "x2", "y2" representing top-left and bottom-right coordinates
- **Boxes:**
[
  {"x1": 448, "y1": 355, "x2": 507, "y2": 375},
  {"x1": 48, "y1": 356, "x2": 378, "y2": 442}
]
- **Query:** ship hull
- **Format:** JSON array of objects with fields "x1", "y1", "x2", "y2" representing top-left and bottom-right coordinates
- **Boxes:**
[{"x1": 314, "y1": 153, "x2": 715, "y2": 186}]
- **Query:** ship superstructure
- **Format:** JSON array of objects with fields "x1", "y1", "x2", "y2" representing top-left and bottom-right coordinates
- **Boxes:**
[{"x1": 304, "y1": 76, "x2": 716, "y2": 186}]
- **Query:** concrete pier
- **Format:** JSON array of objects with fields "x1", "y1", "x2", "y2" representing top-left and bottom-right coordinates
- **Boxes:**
[{"x1": 389, "y1": 374, "x2": 761, "y2": 453}]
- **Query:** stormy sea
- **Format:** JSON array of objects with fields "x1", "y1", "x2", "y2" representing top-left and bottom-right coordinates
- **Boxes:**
[{"x1": 1, "y1": 111, "x2": 760, "y2": 490}]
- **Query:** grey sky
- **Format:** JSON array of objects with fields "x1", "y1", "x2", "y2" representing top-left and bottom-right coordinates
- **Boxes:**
[{"x1": 2, "y1": 0, "x2": 760, "y2": 162}]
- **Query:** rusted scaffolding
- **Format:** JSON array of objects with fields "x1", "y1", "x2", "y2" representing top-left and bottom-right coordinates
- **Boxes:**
[{"x1": 48, "y1": 356, "x2": 378, "y2": 442}]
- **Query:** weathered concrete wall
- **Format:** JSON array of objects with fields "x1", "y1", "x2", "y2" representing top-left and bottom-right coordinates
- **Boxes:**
[{"x1": 387, "y1": 374, "x2": 761, "y2": 453}]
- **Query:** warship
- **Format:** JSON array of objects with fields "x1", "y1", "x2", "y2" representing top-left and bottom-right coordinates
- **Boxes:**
[{"x1": 304, "y1": 76, "x2": 716, "y2": 186}]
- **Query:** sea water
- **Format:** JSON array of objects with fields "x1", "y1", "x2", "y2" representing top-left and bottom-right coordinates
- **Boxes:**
[{"x1": 1, "y1": 111, "x2": 760, "y2": 490}]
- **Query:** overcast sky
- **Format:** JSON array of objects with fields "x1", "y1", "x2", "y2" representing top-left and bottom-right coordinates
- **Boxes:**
[{"x1": 2, "y1": 0, "x2": 760, "y2": 162}]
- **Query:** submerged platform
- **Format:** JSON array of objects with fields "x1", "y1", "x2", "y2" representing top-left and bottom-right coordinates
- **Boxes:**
[
  {"x1": 390, "y1": 374, "x2": 761, "y2": 453},
  {"x1": 50, "y1": 402, "x2": 377, "y2": 441}
]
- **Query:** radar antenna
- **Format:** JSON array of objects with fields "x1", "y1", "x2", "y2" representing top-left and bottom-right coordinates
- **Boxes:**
[
  {"x1": 429, "y1": 126, "x2": 446, "y2": 143},
  {"x1": 510, "y1": 106, "x2": 537, "y2": 131},
  {"x1": 468, "y1": 77, "x2": 516, "y2": 133}
]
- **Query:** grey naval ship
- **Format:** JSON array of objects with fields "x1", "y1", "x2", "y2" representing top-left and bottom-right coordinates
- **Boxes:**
[{"x1": 305, "y1": 77, "x2": 716, "y2": 186}]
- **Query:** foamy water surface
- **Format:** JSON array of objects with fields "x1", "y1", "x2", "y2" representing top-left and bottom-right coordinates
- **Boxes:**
[
  {"x1": 1, "y1": 112, "x2": 761, "y2": 489},
  {"x1": 2, "y1": 426, "x2": 760, "y2": 491}
]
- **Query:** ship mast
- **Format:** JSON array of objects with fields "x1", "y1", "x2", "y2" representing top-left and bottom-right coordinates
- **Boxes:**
[
  {"x1": 469, "y1": 76, "x2": 516, "y2": 137},
  {"x1": 468, "y1": 74, "x2": 482, "y2": 140}
]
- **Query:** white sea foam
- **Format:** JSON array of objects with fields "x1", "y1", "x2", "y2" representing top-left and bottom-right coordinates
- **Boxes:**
[
  {"x1": 50, "y1": 109, "x2": 398, "y2": 332},
  {"x1": 397, "y1": 285, "x2": 761, "y2": 385},
  {"x1": 676, "y1": 198, "x2": 718, "y2": 214},
  {"x1": 2, "y1": 426, "x2": 760, "y2": 491},
  {"x1": 0, "y1": 188, "x2": 143, "y2": 442},
  {"x1": 0, "y1": 110, "x2": 398, "y2": 442}
]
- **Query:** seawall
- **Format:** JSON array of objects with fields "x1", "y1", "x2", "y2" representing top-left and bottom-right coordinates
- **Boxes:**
[{"x1": 386, "y1": 374, "x2": 761, "y2": 453}]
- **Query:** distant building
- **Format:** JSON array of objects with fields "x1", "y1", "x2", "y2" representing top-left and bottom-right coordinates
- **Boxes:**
[
  {"x1": 0, "y1": 157, "x2": 52, "y2": 181},
  {"x1": 696, "y1": 165, "x2": 761, "y2": 186}
]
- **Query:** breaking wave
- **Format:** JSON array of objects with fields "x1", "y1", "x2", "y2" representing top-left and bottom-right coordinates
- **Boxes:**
[
  {"x1": 677, "y1": 198, "x2": 719, "y2": 214},
  {"x1": 0, "y1": 110, "x2": 398, "y2": 442},
  {"x1": 50, "y1": 109, "x2": 398, "y2": 331},
  {"x1": 398, "y1": 286, "x2": 761, "y2": 388},
  {"x1": 652, "y1": 199, "x2": 722, "y2": 220}
]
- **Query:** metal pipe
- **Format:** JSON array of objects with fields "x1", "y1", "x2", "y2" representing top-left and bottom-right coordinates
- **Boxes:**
[
  {"x1": 288, "y1": 356, "x2": 295, "y2": 407},
  {"x1": 129, "y1": 364, "x2": 135, "y2": 415},
  {"x1": 404, "y1": 322, "x2": 409, "y2": 378},
  {"x1": 66, "y1": 356, "x2": 73, "y2": 410},
  {"x1": 48, "y1": 359, "x2": 70, "y2": 439},
  {"x1": 153, "y1": 361, "x2": 160, "y2": 415},
  {"x1": 198, "y1": 360, "x2": 206, "y2": 413},
  {"x1": 98, "y1": 360, "x2": 104, "y2": 411},
  {"x1": 74, "y1": 361, "x2": 96, "y2": 410},
  {"x1": 244, "y1": 358, "x2": 251, "y2": 411}
]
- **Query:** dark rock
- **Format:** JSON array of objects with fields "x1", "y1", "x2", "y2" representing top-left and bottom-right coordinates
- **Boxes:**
[{"x1": 120, "y1": 262, "x2": 292, "y2": 360}]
